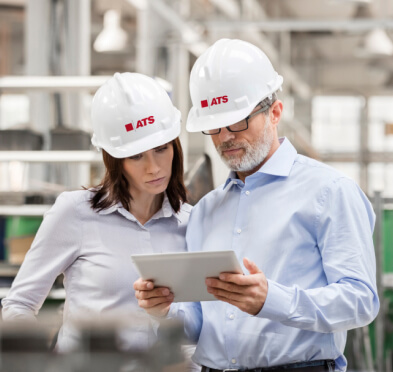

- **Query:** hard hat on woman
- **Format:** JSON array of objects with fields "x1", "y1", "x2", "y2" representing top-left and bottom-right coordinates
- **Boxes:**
[{"x1": 91, "y1": 72, "x2": 181, "y2": 158}]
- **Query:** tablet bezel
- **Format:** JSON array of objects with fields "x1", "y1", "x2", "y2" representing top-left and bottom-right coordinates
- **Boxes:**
[{"x1": 131, "y1": 250, "x2": 243, "y2": 302}]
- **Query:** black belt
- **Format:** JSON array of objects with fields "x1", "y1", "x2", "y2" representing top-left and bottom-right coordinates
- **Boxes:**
[{"x1": 201, "y1": 359, "x2": 335, "y2": 372}]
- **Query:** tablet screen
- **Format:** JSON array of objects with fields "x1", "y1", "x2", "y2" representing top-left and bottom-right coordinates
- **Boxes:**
[{"x1": 131, "y1": 250, "x2": 243, "y2": 302}]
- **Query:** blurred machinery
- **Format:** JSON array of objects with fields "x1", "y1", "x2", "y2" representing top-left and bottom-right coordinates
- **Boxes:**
[
  {"x1": 0, "y1": 313, "x2": 186, "y2": 372},
  {"x1": 185, "y1": 154, "x2": 214, "y2": 206}
]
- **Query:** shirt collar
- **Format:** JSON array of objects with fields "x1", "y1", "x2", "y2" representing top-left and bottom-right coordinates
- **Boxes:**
[
  {"x1": 97, "y1": 202, "x2": 118, "y2": 215},
  {"x1": 223, "y1": 137, "x2": 297, "y2": 189},
  {"x1": 97, "y1": 192, "x2": 180, "y2": 222},
  {"x1": 150, "y1": 193, "x2": 179, "y2": 221}
]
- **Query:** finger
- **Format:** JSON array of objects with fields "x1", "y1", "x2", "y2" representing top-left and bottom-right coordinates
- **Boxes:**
[
  {"x1": 216, "y1": 271, "x2": 261, "y2": 286},
  {"x1": 135, "y1": 287, "x2": 170, "y2": 300},
  {"x1": 217, "y1": 272, "x2": 250, "y2": 286},
  {"x1": 243, "y1": 257, "x2": 262, "y2": 275},
  {"x1": 147, "y1": 302, "x2": 173, "y2": 316},
  {"x1": 138, "y1": 294, "x2": 174, "y2": 309},
  {"x1": 133, "y1": 279, "x2": 154, "y2": 291},
  {"x1": 207, "y1": 286, "x2": 244, "y2": 301},
  {"x1": 206, "y1": 278, "x2": 244, "y2": 294},
  {"x1": 208, "y1": 273, "x2": 259, "y2": 286},
  {"x1": 214, "y1": 293, "x2": 244, "y2": 308}
]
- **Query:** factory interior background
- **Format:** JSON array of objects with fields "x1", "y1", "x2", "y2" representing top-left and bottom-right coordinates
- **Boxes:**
[{"x1": 0, "y1": 0, "x2": 393, "y2": 371}]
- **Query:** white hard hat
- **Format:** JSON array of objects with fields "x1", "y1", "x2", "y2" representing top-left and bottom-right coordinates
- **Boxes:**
[
  {"x1": 186, "y1": 38, "x2": 283, "y2": 133},
  {"x1": 91, "y1": 72, "x2": 181, "y2": 158}
]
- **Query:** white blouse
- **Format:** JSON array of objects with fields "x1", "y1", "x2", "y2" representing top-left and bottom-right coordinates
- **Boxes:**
[{"x1": 1, "y1": 189, "x2": 191, "y2": 353}]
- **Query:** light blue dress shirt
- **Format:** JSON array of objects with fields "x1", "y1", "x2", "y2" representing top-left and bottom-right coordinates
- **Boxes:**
[{"x1": 170, "y1": 137, "x2": 379, "y2": 371}]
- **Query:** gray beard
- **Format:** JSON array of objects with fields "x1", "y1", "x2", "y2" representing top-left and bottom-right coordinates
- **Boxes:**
[{"x1": 216, "y1": 117, "x2": 274, "y2": 172}]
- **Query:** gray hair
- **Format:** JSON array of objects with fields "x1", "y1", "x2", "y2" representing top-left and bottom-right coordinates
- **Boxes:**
[{"x1": 259, "y1": 91, "x2": 278, "y2": 116}]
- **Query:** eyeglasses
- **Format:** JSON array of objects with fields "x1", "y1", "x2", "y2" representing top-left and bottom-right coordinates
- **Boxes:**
[{"x1": 202, "y1": 103, "x2": 270, "y2": 135}]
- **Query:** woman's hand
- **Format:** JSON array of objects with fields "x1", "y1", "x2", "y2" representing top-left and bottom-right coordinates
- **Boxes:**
[{"x1": 133, "y1": 278, "x2": 174, "y2": 317}]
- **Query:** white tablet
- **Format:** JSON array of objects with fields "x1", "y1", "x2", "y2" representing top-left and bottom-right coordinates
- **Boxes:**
[{"x1": 131, "y1": 250, "x2": 243, "y2": 302}]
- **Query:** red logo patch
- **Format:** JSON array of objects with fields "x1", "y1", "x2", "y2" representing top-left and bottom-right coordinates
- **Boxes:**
[
  {"x1": 201, "y1": 100, "x2": 208, "y2": 108},
  {"x1": 125, "y1": 116, "x2": 155, "y2": 132},
  {"x1": 200, "y1": 96, "x2": 228, "y2": 108}
]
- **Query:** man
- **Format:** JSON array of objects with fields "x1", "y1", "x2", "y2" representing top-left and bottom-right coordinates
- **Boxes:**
[{"x1": 134, "y1": 39, "x2": 379, "y2": 372}]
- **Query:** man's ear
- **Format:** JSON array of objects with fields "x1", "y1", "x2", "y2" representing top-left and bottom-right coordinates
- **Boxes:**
[{"x1": 270, "y1": 100, "x2": 283, "y2": 127}]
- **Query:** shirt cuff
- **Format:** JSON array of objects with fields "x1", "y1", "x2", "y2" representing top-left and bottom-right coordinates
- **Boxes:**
[
  {"x1": 167, "y1": 302, "x2": 180, "y2": 319},
  {"x1": 148, "y1": 316, "x2": 161, "y2": 336},
  {"x1": 147, "y1": 303, "x2": 180, "y2": 336},
  {"x1": 257, "y1": 279, "x2": 294, "y2": 321}
]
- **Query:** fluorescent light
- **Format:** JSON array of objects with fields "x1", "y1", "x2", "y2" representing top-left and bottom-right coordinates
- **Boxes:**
[{"x1": 93, "y1": 10, "x2": 128, "y2": 53}]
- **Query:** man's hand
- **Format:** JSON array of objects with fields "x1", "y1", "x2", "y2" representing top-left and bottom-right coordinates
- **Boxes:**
[
  {"x1": 205, "y1": 257, "x2": 268, "y2": 315},
  {"x1": 133, "y1": 278, "x2": 174, "y2": 318}
]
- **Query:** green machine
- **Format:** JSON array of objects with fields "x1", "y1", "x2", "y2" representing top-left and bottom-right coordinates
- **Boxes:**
[
  {"x1": 380, "y1": 210, "x2": 393, "y2": 368},
  {"x1": 4, "y1": 216, "x2": 43, "y2": 263},
  {"x1": 344, "y1": 195, "x2": 393, "y2": 372},
  {"x1": 369, "y1": 196, "x2": 393, "y2": 372}
]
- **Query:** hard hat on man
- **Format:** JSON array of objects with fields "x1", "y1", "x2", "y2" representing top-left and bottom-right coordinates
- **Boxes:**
[{"x1": 186, "y1": 38, "x2": 283, "y2": 133}]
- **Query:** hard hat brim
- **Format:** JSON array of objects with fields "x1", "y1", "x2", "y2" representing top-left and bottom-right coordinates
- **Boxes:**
[
  {"x1": 94, "y1": 112, "x2": 181, "y2": 159},
  {"x1": 186, "y1": 98, "x2": 263, "y2": 133},
  {"x1": 186, "y1": 76, "x2": 283, "y2": 133}
]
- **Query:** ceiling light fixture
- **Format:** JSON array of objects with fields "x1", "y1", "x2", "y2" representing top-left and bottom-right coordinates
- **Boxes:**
[
  {"x1": 93, "y1": 10, "x2": 128, "y2": 53},
  {"x1": 363, "y1": 28, "x2": 393, "y2": 56}
]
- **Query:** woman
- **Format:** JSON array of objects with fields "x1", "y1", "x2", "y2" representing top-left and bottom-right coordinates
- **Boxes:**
[{"x1": 1, "y1": 72, "x2": 192, "y2": 355}]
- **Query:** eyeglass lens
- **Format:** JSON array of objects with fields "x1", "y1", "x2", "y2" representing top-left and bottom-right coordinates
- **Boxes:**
[
  {"x1": 202, "y1": 102, "x2": 268, "y2": 135},
  {"x1": 203, "y1": 120, "x2": 248, "y2": 135}
]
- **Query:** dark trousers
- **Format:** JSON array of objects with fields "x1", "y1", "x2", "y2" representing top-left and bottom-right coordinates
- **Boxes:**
[{"x1": 201, "y1": 359, "x2": 335, "y2": 372}]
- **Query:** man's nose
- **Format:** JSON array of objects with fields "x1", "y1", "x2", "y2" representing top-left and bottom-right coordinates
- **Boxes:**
[{"x1": 218, "y1": 127, "x2": 236, "y2": 142}]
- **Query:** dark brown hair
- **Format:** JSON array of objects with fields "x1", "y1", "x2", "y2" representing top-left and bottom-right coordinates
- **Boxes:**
[{"x1": 89, "y1": 138, "x2": 187, "y2": 213}]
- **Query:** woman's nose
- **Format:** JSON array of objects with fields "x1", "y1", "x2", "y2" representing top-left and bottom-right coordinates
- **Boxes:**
[{"x1": 145, "y1": 156, "x2": 160, "y2": 174}]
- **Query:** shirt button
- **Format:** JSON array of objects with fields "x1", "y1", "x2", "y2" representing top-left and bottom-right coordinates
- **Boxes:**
[
  {"x1": 229, "y1": 314, "x2": 235, "y2": 320},
  {"x1": 245, "y1": 190, "x2": 250, "y2": 196},
  {"x1": 231, "y1": 358, "x2": 237, "y2": 364},
  {"x1": 236, "y1": 228, "x2": 242, "y2": 234}
]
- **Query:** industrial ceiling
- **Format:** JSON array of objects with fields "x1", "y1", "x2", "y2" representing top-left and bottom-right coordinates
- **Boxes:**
[{"x1": 0, "y1": 0, "x2": 392, "y2": 192}]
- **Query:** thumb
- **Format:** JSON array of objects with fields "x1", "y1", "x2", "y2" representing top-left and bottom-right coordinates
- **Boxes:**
[{"x1": 243, "y1": 257, "x2": 261, "y2": 275}]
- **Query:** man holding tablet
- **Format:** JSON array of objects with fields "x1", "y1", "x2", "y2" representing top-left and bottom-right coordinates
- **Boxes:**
[{"x1": 134, "y1": 39, "x2": 379, "y2": 372}]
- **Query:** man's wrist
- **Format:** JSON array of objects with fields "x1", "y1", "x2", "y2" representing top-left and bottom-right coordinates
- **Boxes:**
[{"x1": 257, "y1": 279, "x2": 293, "y2": 321}]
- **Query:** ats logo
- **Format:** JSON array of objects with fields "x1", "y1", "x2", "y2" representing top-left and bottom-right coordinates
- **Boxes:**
[
  {"x1": 125, "y1": 116, "x2": 155, "y2": 132},
  {"x1": 201, "y1": 95, "x2": 228, "y2": 108}
]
